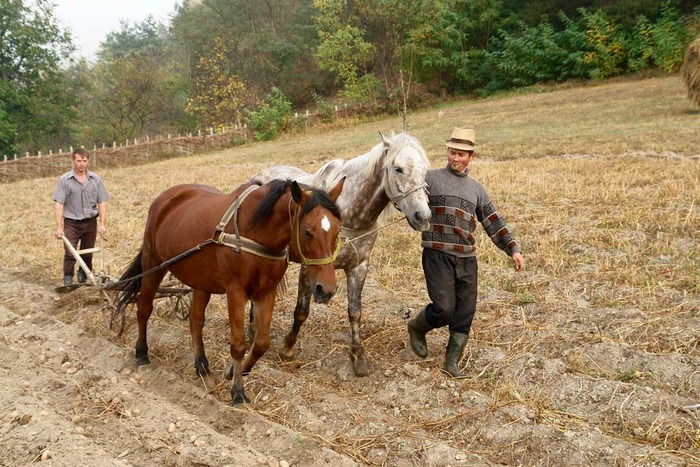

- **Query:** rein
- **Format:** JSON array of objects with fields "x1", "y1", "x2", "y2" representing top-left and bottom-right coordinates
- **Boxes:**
[{"x1": 342, "y1": 215, "x2": 408, "y2": 242}]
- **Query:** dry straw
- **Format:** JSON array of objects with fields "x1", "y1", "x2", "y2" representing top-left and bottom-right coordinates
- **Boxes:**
[
  {"x1": 1, "y1": 75, "x2": 699, "y2": 466},
  {"x1": 681, "y1": 36, "x2": 700, "y2": 108}
]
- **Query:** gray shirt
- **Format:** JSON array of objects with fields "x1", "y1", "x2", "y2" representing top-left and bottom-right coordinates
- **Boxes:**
[{"x1": 52, "y1": 169, "x2": 109, "y2": 220}]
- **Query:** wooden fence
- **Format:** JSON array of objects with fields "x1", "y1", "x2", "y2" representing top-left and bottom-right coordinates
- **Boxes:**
[
  {"x1": 1, "y1": 104, "x2": 355, "y2": 184},
  {"x1": 0, "y1": 127, "x2": 249, "y2": 184}
]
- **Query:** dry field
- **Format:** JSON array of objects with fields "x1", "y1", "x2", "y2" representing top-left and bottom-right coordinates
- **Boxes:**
[{"x1": 0, "y1": 75, "x2": 698, "y2": 466}]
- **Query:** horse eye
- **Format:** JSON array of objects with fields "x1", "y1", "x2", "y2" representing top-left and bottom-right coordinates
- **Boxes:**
[
  {"x1": 303, "y1": 229, "x2": 313, "y2": 239},
  {"x1": 394, "y1": 167, "x2": 404, "y2": 174}
]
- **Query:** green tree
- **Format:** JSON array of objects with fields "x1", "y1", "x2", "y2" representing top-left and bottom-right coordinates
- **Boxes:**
[
  {"x1": 315, "y1": 0, "x2": 441, "y2": 113},
  {"x1": 170, "y1": 0, "x2": 325, "y2": 106},
  {"x1": 87, "y1": 18, "x2": 189, "y2": 142},
  {"x1": 0, "y1": 0, "x2": 76, "y2": 155},
  {"x1": 185, "y1": 36, "x2": 249, "y2": 128},
  {"x1": 412, "y1": 0, "x2": 505, "y2": 94}
]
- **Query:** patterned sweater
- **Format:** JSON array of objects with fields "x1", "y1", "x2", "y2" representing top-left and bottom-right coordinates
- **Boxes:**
[{"x1": 421, "y1": 167, "x2": 520, "y2": 258}]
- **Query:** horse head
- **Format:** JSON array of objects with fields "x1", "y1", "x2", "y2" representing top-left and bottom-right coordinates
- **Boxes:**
[
  {"x1": 289, "y1": 177, "x2": 345, "y2": 303},
  {"x1": 380, "y1": 133, "x2": 432, "y2": 231}
]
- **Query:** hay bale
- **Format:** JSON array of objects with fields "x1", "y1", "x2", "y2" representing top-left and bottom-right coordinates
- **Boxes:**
[{"x1": 681, "y1": 36, "x2": 700, "y2": 108}]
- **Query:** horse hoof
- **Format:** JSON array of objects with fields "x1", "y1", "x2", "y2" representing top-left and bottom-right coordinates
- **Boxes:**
[
  {"x1": 231, "y1": 392, "x2": 250, "y2": 405},
  {"x1": 278, "y1": 347, "x2": 296, "y2": 362},
  {"x1": 224, "y1": 364, "x2": 233, "y2": 380},
  {"x1": 352, "y1": 356, "x2": 370, "y2": 377},
  {"x1": 136, "y1": 356, "x2": 150, "y2": 366},
  {"x1": 200, "y1": 374, "x2": 216, "y2": 393}
]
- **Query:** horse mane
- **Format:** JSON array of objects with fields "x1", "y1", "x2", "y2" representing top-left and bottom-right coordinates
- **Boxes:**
[
  {"x1": 347, "y1": 132, "x2": 425, "y2": 181},
  {"x1": 248, "y1": 179, "x2": 341, "y2": 229},
  {"x1": 249, "y1": 179, "x2": 291, "y2": 229},
  {"x1": 299, "y1": 185, "x2": 342, "y2": 221}
]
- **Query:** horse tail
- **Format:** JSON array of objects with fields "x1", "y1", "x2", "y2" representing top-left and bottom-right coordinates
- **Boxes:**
[{"x1": 114, "y1": 249, "x2": 144, "y2": 313}]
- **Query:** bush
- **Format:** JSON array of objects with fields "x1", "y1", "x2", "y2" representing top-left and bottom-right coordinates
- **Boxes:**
[
  {"x1": 312, "y1": 92, "x2": 334, "y2": 123},
  {"x1": 246, "y1": 88, "x2": 292, "y2": 142},
  {"x1": 578, "y1": 9, "x2": 627, "y2": 79},
  {"x1": 628, "y1": 4, "x2": 696, "y2": 73}
]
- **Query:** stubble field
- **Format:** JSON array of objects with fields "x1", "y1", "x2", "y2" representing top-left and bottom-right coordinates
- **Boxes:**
[{"x1": 0, "y1": 75, "x2": 698, "y2": 466}]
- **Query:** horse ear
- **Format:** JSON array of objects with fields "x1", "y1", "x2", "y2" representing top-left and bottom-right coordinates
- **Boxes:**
[
  {"x1": 327, "y1": 176, "x2": 345, "y2": 202},
  {"x1": 290, "y1": 180, "x2": 304, "y2": 204},
  {"x1": 379, "y1": 132, "x2": 390, "y2": 148}
]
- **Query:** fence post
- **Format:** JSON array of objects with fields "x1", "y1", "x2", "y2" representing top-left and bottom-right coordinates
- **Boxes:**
[
  {"x1": 113, "y1": 141, "x2": 116, "y2": 149},
  {"x1": 209, "y1": 127, "x2": 213, "y2": 136},
  {"x1": 146, "y1": 135, "x2": 150, "y2": 142},
  {"x1": 38, "y1": 151, "x2": 42, "y2": 158},
  {"x1": 70, "y1": 146, "x2": 73, "y2": 153}
]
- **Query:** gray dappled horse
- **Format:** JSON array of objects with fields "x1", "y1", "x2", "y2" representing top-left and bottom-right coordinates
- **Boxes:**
[{"x1": 251, "y1": 132, "x2": 431, "y2": 376}]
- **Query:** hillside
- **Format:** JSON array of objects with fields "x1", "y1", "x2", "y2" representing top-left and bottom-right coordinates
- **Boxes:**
[{"x1": 0, "y1": 75, "x2": 698, "y2": 466}]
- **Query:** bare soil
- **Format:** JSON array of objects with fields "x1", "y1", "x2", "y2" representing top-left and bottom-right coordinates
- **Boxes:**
[{"x1": 1, "y1": 257, "x2": 698, "y2": 466}]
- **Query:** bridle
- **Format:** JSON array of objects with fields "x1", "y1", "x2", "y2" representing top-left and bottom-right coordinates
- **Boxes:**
[
  {"x1": 214, "y1": 184, "x2": 342, "y2": 266},
  {"x1": 289, "y1": 197, "x2": 342, "y2": 266},
  {"x1": 381, "y1": 149, "x2": 428, "y2": 211}
]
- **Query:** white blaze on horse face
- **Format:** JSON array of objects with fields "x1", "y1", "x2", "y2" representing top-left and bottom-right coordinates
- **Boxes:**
[{"x1": 321, "y1": 215, "x2": 331, "y2": 232}]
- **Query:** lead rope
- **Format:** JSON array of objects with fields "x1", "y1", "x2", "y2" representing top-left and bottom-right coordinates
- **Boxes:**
[{"x1": 340, "y1": 215, "x2": 408, "y2": 259}]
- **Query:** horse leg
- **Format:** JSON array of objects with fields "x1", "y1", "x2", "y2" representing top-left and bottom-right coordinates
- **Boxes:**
[
  {"x1": 135, "y1": 269, "x2": 167, "y2": 365},
  {"x1": 242, "y1": 294, "x2": 275, "y2": 375},
  {"x1": 189, "y1": 289, "x2": 215, "y2": 392},
  {"x1": 279, "y1": 271, "x2": 312, "y2": 361},
  {"x1": 225, "y1": 287, "x2": 249, "y2": 404},
  {"x1": 246, "y1": 302, "x2": 255, "y2": 346},
  {"x1": 347, "y1": 262, "x2": 370, "y2": 376}
]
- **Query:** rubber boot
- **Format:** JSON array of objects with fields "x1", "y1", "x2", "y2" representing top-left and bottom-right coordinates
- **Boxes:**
[
  {"x1": 407, "y1": 308, "x2": 433, "y2": 358},
  {"x1": 77, "y1": 269, "x2": 87, "y2": 284},
  {"x1": 63, "y1": 275, "x2": 74, "y2": 286},
  {"x1": 442, "y1": 332, "x2": 469, "y2": 378}
]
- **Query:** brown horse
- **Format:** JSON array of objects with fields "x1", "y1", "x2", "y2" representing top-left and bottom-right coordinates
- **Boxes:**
[{"x1": 114, "y1": 178, "x2": 344, "y2": 404}]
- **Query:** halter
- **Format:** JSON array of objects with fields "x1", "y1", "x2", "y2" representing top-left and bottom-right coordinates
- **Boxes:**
[
  {"x1": 381, "y1": 151, "x2": 428, "y2": 210},
  {"x1": 290, "y1": 197, "x2": 342, "y2": 266}
]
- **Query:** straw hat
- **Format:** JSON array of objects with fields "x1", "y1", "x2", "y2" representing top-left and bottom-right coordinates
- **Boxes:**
[{"x1": 445, "y1": 128, "x2": 476, "y2": 151}]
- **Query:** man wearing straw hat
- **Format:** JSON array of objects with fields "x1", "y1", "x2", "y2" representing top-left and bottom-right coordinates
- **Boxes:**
[
  {"x1": 52, "y1": 147, "x2": 109, "y2": 288},
  {"x1": 408, "y1": 128, "x2": 525, "y2": 378}
]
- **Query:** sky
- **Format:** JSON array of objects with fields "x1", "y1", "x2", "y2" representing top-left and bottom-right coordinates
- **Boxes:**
[{"x1": 53, "y1": 0, "x2": 181, "y2": 60}]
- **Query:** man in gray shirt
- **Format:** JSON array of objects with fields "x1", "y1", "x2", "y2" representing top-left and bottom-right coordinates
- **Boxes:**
[
  {"x1": 407, "y1": 128, "x2": 525, "y2": 378},
  {"x1": 53, "y1": 147, "x2": 109, "y2": 287}
]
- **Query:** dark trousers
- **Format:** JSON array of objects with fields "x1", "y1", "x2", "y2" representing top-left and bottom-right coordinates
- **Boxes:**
[
  {"x1": 422, "y1": 248, "x2": 478, "y2": 334},
  {"x1": 62, "y1": 217, "x2": 97, "y2": 277}
]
